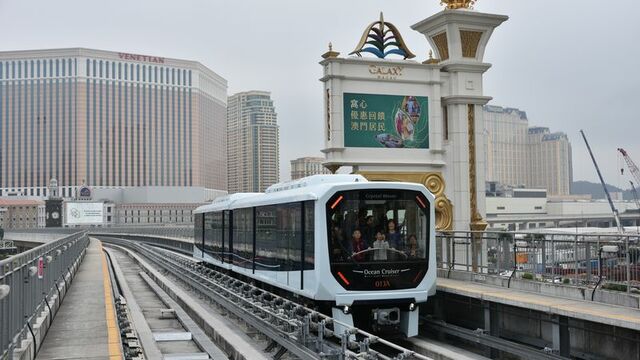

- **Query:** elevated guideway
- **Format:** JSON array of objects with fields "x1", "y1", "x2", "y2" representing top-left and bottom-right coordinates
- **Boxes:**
[{"x1": 5, "y1": 227, "x2": 640, "y2": 360}]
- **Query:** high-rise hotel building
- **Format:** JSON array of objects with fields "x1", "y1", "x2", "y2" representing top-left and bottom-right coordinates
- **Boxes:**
[
  {"x1": 227, "y1": 91, "x2": 279, "y2": 193},
  {"x1": 526, "y1": 127, "x2": 573, "y2": 196},
  {"x1": 483, "y1": 105, "x2": 528, "y2": 187},
  {"x1": 0, "y1": 48, "x2": 227, "y2": 198},
  {"x1": 483, "y1": 105, "x2": 573, "y2": 196}
]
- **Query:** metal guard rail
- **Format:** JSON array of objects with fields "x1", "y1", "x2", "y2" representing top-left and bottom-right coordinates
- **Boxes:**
[
  {"x1": 436, "y1": 230, "x2": 640, "y2": 292},
  {"x1": 88, "y1": 226, "x2": 193, "y2": 240},
  {"x1": 88, "y1": 232, "x2": 193, "y2": 255},
  {"x1": 0, "y1": 231, "x2": 89, "y2": 359}
]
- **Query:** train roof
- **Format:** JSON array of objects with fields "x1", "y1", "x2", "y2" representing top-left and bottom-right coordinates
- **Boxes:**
[{"x1": 194, "y1": 174, "x2": 431, "y2": 214}]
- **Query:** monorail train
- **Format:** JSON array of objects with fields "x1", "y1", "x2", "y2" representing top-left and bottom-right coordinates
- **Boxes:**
[{"x1": 193, "y1": 174, "x2": 436, "y2": 337}]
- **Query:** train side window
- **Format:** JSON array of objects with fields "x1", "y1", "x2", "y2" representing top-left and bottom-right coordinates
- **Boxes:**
[
  {"x1": 194, "y1": 213, "x2": 204, "y2": 250},
  {"x1": 256, "y1": 206, "x2": 279, "y2": 270},
  {"x1": 233, "y1": 208, "x2": 253, "y2": 269},
  {"x1": 204, "y1": 211, "x2": 223, "y2": 262},
  {"x1": 276, "y1": 203, "x2": 301, "y2": 272},
  {"x1": 204, "y1": 212, "x2": 213, "y2": 252}
]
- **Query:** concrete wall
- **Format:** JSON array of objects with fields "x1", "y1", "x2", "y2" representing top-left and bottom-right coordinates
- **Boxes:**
[{"x1": 486, "y1": 197, "x2": 547, "y2": 215}]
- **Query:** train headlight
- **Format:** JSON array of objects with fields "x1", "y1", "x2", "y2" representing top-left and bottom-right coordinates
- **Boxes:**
[
  {"x1": 409, "y1": 302, "x2": 416, "y2": 311},
  {"x1": 342, "y1": 305, "x2": 350, "y2": 315}
]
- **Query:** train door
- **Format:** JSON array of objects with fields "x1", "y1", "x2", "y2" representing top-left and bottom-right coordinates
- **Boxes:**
[
  {"x1": 223, "y1": 210, "x2": 233, "y2": 264},
  {"x1": 275, "y1": 203, "x2": 302, "y2": 288}
]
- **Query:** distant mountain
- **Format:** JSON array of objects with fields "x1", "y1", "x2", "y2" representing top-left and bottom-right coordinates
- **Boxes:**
[{"x1": 572, "y1": 181, "x2": 635, "y2": 200}]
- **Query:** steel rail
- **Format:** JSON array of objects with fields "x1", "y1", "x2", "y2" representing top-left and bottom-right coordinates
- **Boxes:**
[
  {"x1": 107, "y1": 237, "x2": 333, "y2": 360},
  {"x1": 99, "y1": 236, "x2": 432, "y2": 360}
]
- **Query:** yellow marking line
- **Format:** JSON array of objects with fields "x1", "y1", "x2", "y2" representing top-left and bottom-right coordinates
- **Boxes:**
[{"x1": 99, "y1": 240, "x2": 123, "y2": 359}]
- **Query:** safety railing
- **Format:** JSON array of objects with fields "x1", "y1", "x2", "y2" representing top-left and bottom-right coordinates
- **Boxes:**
[
  {"x1": 89, "y1": 226, "x2": 194, "y2": 240},
  {"x1": 437, "y1": 231, "x2": 640, "y2": 293},
  {"x1": 91, "y1": 233, "x2": 194, "y2": 256},
  {"x1": 0, "y1": 231, "x2": 89, "y2": 359}
]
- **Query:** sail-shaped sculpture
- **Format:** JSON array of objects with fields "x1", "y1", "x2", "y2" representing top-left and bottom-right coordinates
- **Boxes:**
[{"x1": 349, "y1": 13, "x2": 416, "y2": 60}]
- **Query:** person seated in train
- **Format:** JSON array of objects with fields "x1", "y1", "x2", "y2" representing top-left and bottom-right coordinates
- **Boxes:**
[
  {"x1": 405, "y1": 234, "x2": 422, "y2": 259},
  {"x1": 360, "y1": 215, "x2": 377, "y2": 243},
  {"x1": 386, "y1": 219, "x2": 403, "y2": 250},
  {"x1": 351, "y1": 229, "x2": 369, "y2": 261},
  {"x1": 372, "y1": 230, "x2": 390, "y2": 261}
]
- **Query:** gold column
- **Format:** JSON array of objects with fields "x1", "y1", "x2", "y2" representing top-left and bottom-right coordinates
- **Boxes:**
[{"x1": 468, "y1": 104, "x2": 487, "y2": 272}]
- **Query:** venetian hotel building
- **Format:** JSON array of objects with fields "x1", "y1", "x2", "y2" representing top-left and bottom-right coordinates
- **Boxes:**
[{"x1": 0, "y1": 48, "x2": 227, "y2": 198}]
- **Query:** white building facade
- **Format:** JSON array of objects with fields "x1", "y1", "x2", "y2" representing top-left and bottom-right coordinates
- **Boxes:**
[{"x1": 290, "y1": 157, "x2": 331, "y2": 180}]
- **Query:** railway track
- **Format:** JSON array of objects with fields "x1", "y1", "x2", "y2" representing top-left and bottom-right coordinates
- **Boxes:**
[
  {"x1": 103, "y1": 244, "x2": 228, "y2": 360},
  {"x1": 99, "y1": 236, "x2": 432, "y2": 360}
]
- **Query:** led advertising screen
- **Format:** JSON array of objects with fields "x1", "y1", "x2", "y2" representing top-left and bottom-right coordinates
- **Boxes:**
[
  {"x1": 343, "y1": 93, "x2": 429, "y2": 149},
  {"x1": 65, "y1": 202, "x2": 104, "y2": 225}
]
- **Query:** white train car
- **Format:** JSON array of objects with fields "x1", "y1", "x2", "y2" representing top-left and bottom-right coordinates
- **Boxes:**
[{"x1": 193, "y1": 174, "x2": 436, "y2": 336}]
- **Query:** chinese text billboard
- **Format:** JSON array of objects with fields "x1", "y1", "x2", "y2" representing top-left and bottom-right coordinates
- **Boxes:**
[{"x1": 343, "y1": 93, "x2": 429, "y2": 149}]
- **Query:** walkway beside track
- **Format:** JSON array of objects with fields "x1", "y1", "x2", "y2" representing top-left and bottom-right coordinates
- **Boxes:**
[
  {"x1": 38, "y1": 239, "x2": 122, "y2": 359},
  {"x1": 437, "y1": 277, "x2": 640, "y2": 331}
]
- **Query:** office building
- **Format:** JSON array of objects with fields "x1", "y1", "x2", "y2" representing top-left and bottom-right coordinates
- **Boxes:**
[
  {"x1": 290, "y1": 157, "x2": 331, "y2": 180},
  {"x1": 227, "y1": 91, "x2": 279, "y2": 193},
  {"x1": 0, "y1": 48, "x2": 228, "y2": 198},
  {"x1": 483, "y1": 106, "x2": 573, "y2": 196}
]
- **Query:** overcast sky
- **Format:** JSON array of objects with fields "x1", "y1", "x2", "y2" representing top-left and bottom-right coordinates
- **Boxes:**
[{"x1": 1, "y1": 0, "x2": 638, "y2": 188}]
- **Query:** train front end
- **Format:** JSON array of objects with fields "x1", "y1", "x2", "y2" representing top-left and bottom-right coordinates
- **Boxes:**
[{"x1": 324, "y1": 185, "x2": 435, "y2": 337}]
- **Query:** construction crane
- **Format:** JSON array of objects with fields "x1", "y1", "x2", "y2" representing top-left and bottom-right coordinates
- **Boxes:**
[
  {"x1": 630, "y1": 181, "x2": 640, "y2": 209},
  {"x1": 580, "y1": 130, "x2": 624, "y2": 233},
  {"x1": 618, "y1": 148, "x2": 640, "y2": 184}
]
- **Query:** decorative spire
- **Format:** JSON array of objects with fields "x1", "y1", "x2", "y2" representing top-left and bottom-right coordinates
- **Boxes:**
[
  {"x1": 440, "y1": 0, "x2": 476, "y2": 9},
  {"x1": 349, "y1": 12, "x2": 415, "y2": 60},
  {"x1": 322, "y1": 41, "x2": 340, "y2": 59},
  {"x1": 423, "y1": 49, "x2": 440, "y2": 64}
]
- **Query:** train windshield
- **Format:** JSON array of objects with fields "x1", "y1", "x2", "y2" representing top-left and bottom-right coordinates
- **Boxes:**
[{"x1": 326, "y1": 189, "x2": 430, "y2": 290}]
